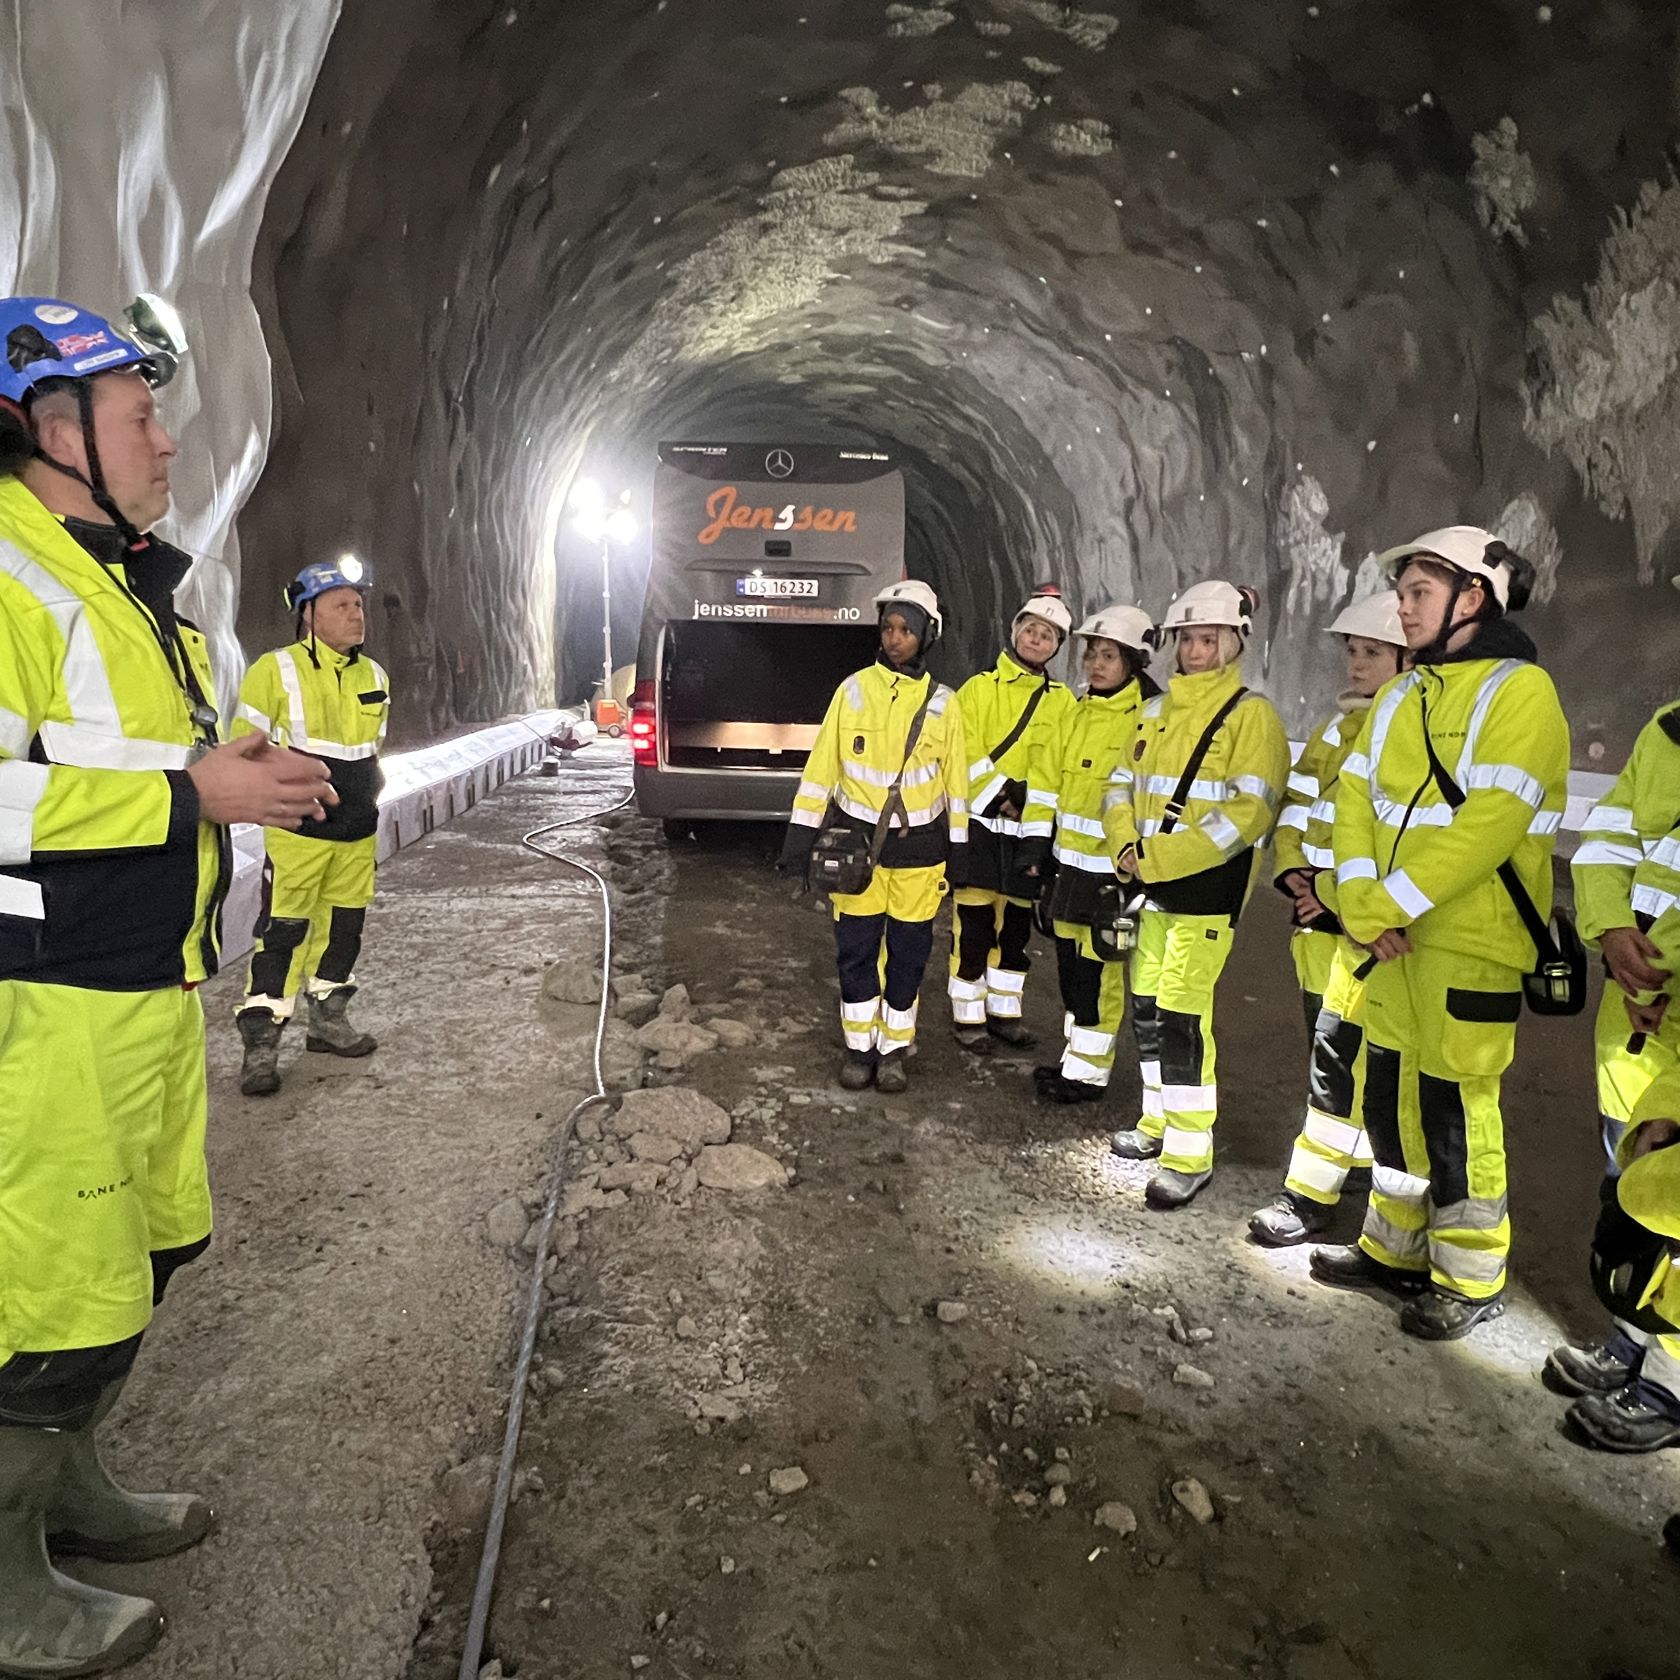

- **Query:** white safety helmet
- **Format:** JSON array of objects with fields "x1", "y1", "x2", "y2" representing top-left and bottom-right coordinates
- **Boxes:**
[
  {"x1": 874, "y1": 578, "x2": 943, "y2": 642},
  {"x1": 1010, "y1": 589, "x2": 1073, "y2": 644},
  {"x1": 1074, "y1": 604, "x2": 1155, "y2": 653},
  {"x1": 1376, "y1": 526, "x2": 1534, "y2": 612},
  {"x1": 1158, "y1": 579, "x2": 1257, "y2": 638},
  {"x1": 1325, "y1": 590, "x2": 1405, "y2": 647}
]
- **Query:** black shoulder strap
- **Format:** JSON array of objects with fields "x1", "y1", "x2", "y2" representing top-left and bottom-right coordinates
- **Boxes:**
[
  {"x1": 987, "y1": 675, "x2": 1051, "y2": 769},
  {"x1": 1158, "y1": 688, "x2": 1248, "y2": 836},
  {"x1": 1418, "y1": 700, "x2": 1558, "y2": 962},
  {"x1": 870, "y1": 687, "x2": 938, "y2": 866}
]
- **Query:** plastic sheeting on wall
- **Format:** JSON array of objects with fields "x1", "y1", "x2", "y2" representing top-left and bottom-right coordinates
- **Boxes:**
[{"x1": 0, "y1": 0, "x2": 341, "y2": 714}]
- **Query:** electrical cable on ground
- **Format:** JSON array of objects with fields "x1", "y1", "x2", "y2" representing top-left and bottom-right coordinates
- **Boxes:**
[{"x1": 456, "y1": 758, "x2": 633, "y2": 1680}]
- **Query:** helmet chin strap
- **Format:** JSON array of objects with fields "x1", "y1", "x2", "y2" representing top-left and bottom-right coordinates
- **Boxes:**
[
  {"x1": 1416, "y1": 572, "x2": 1471, "y2": 664},
  {"x1": 32, "y1": 380, "x2": 148, "y2": 553}
]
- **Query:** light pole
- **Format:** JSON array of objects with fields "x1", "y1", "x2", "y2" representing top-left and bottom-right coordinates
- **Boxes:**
[{"x1": 570, "y1": 479, "x2": 637, "y2": 731}]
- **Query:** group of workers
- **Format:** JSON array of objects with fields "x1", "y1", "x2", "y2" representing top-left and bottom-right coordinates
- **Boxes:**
[
  {"x1": 780, "y1": 528, "x2": 1680, "y2": 1525},
  {"x1": 0, "y1": 291, "x2": 389, "y2": 1673}
]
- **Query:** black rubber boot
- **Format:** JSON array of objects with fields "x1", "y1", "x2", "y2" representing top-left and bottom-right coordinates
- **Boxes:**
[
  {"x1": 1110, "y1": 1128, "x2": 1163, "y2": 1161},
  {"x1": 1248, "y1": 1192, "x2": 1332, "y2": 1248},
  {"x1": 46, "y1": 1380, "x2": 214, "y2": 1564},
  {"x1": 952, "y1": 1024, "x2": 992, "y2": 1054},
  {"x1": 304, "y1": 987, "x2": 377, "y2": 1057},
  {"x1": 986, "y1": 1017, "x2": 1037, "y2": 1050},
  {"x1": 838, "y1": 1049, "x2": 876, "y2": 1091},
  {"x1": 1546, "y1": 1339, "x2": 1642, "y2": 1398},
  {"x1": 1399, "y1": 1287, "x2": 1506, "y2": 1341},
  {"x1": 874, "y1": 1051, "x2": 909, "y2": 1095},
  {"x1": 1145, "y1": 1168, "x2": 1212, "y2": 1210},
  {"x1": 236, "y1": 1010, "x2": 284, "y2": 1098},
  {"x1": 1308, "y1": 1244, "x2": 1428, "y2": 1297},
  {"x1": 1037, "y1": 1073, "x2": 1106, "y2": 1105},
  {"x1": 0, "y1": 1426, "x2": 165, "y2": 1677},
  {"x1": 1568, "y1": 1384, "x2": 1680, "y2": 1453}
]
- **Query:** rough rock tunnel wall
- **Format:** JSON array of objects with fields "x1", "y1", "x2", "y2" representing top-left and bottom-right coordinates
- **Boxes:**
[{"x1": 7, "y1": 2, "x2": 1680, "y2": 758}]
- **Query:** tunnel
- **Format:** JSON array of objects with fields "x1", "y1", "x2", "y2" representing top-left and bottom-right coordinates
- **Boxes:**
[{"x1": 6, "y1": 3, "x2": 1680, "y2": 1678}]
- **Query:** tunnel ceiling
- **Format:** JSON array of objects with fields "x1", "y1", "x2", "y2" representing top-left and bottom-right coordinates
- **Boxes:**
[{"x1": 239, "y1": 0, "x2": 1680, "y2": 755}]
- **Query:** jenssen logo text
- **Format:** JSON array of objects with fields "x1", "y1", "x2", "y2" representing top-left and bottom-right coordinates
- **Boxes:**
[{"x1": 696, "y1": 485, "x2": 858, "y2": 546}]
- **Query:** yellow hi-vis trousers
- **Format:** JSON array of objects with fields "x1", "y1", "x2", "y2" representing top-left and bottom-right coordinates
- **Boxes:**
[
  {"x1": 1052, "y1": 922, "x2": 1129, "y2": 1087},
  {"x1": 948, "y1": 886, "x2": 1033, "y2": 1025},
  {"x1": 833, "y1": 865, "x2": 946, "y2": 1055},
  {"x1": 1290, "y1": 926, "x2": 1337, "y2": 1035},
  {"x1": 244, "y1": 827, "x2": 378, "y2": 1020},
  {"x1": 1130, "y1": 908, "x2": 1236, "y2": 1173},
  {"x1": 1356, "y1": 945, "x2": 1520, "y2": 1301},
  {"x1": 0, "y1": 981, "x2": 211, "y2": 1361},
  {"x1": 1283, "y1": 936, "x2": 1375, "y2": 1206}
]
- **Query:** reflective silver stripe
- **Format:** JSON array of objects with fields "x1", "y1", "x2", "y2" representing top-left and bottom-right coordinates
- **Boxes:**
[
  {"x1": 1364, "y1": 673, "x2": 1419, "y2": 775},
  {"x1": 1574, "y1": 840, "x2": 1643, "y2": 869},
  {"x1": 1068, "y1": 1023, "x2": 1114, "y2": 1056},
  {"x1": 971, "y1": 772, "x2": 1009, "y2": 810},
  {"x1": 1646, "y1": 835, "x2": 1680, "y2": 870},
  {"x1": 976, "y1": 812, "x2": 1025, "y2": 839},
  {"x1": 969, "y1": 755, "x2": 995, "y2": 782},
  {"x1": 1303, "y1": 1107, "x2": 1364, "y2": 1156},
  {"x1": 1162, "y1": 1122, "x2": 1213, "y2": 1161},
  {"x1": 837, "y1": 791, "x2": 944, "y2": 826},
  {"x1": 1107, "y1": 766, "x2": 1132, "y2": 786},
  {"x1": 1433, "y1": 1195, "x2": 1509, "y2": 1232},
  {"x1": 237, "y1": 702, "x2": 274, "y2": 735},
  {"x1": 1337, "y1": 857, "x2": 1379, "y2": 884},
  {"x1": 1162, "y1": 1084, "x2": 1217, "y2": 1113},
  {"x1": 1199, "y1": 811, "x2": 1243, "y2": 853},
  {"x1": 1429, "y1": 1237, "x2": 1507, "y2": 1286},
  {"x1": 1455, "y1": 659, "x2": 1523, "y2": 781},
  {"x1": 1384, "y1": 868, "x2": 1434, "y2": 918},
  {"x1": 0, "y1": 762, "x2": 50, "y2": 865},
  {"x1": 1059, "y1": 812, "x2": 1106, "y2": 840},
  {"x1": 0, "y1": 705, "x2": 29, "y2": 757},
  {"x1": 303, "y1": 737, "x2": 378, "y2": 762},
  {"x1": 787, "y1": 807, "x2": 823, "y2": 828},
  {"x1": 794, "y1": 778, "x2": 829, "y2": 804},
  {"x1": 1372, "y1": 793, "x2": 1452, "y2": 829},
  {"x1": 0, "y1": 872, "x2": 45, "y2": 920},
  {"x1": 1142, "y1": 773, "x2": 1228, "y2": 800},
  {"x1": 1462, "y1": 761, "x2": 1545, "y2": 810},
  {"x1": 1231, "y1": 774, "x2": 1277, "y2": 802},
  {"x1": 1302, "y1": 842, "x2": 1336, "y2": 869},
  {"x1": 1584, "y1": 802, "x2": 1636, "y2": 837},
  {"x1": 947, "y1": 976, "x2": 985, "y2": 1000},
  {"x1": 1100, "y1": 787, "x2": 1128, "y2": 816},
  {"x1": 274, "y1": 648, "x2": 308, "y2": 749},
  {"x1": 845, "y1": 676, "x2": 865, "y2": 709},
  {"x1": 1632, "y1": 884, "x2": 1680, "y2": 920},
  {"x1": 1020, "y1": 818, "x2": 1054, "y2": 839},
  {"x1": 1288, "y1": 771, "x2": 1319, "y2": 797},
  {"x1": 1276, "y1": 806, "x2": 1309, "y2": 832},
  {"x1": 928, "y1": 685, "x2": 952, "y2": 716},
  {"x1": 1052, "y1": 842, "x2": 1116, "y2": 874},
  {"x1": 844, "y1": 757, "x2": 942, "y2": 790},
  {"x1": 986, "y1": 967, "x2": 1026, "y2": 994},
  {"x1": 1341, "y1": 751, "x2": 1371, "y2": 782},
  {"x1": 1362, "y1": 1210, "x2": 1428, "y2": 1263},
  {"x1": 1060, "y1": 1055, "x2": 1109, "y2": 1085},
  {"x1": 1142, "y1": 696, "x2": 1165, "y2": 718},
  {"x1": 1286, "y1": 1151, "x2": 1347, "y2": 1195},
  {"x1": 1372, "y1": 1163, "x2": 1430, "y2": 1199},
  {"x1": 1528, "y1": 810, "x2": 1562, "y2": 836},
  {"x1": 1309, "y1": 796, "x2": 1337, "y2": 824},
  {"x1": 1025, "y1": 785, "x2": 1059, "y2": 810},
  {"x1": 35, "y1": 723, "x2": 190, "y2": 771}
]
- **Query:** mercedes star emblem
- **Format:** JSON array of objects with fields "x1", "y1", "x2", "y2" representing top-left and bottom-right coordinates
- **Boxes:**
[{"x1": 766, "y1": 449, "x2": 795, "y2": 479}]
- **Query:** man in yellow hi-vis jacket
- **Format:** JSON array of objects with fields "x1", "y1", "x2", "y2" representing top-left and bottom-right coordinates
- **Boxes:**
[
  {"x1": 1105, "y1": 580, "x2": 1290, "y2": 1209},
  {"x1": 0, "y1": 292, "x2": 332, "y2": 1672},
  {"x1": 779, "y1": 580, "x2": 969, "y2": 1095},
  {"x1": 1545, "y1": 701, "x2": 1680, "y2": 1443},
  {"x1": 1310, "y1": 527, "x2": 1568, "y2": 1342},
  {"x1": 233, "y1": 557, "x2": 391, "y2": 1097}
]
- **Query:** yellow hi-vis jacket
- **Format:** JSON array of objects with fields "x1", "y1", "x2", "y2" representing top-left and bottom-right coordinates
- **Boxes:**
[
  {"x1": 957, "y1": 653, "x2": 1075, "y2": 831},
  {"x1": 1274, "y1": 698, "x2": 1370, "y2": 880},
  {"x1": 1022, "y1": 678, "x2": 1151, "y2": 883},
  {"x1": 0, "y1": 474, "x2": 227, "y2": 988},
  {"x1": 1103, "y1": 662, "x2": 1290, "y2": 917},
  {"x1": 233, "y1": 641, "x2": 390, "y2": 842},
  {"x1": 1573, "y1": 701, "x2": 1680, "y2": 980},
  {"x1": 1330, "y1": 629, "x2": 1569, "y2": 968},
  {"x1": 786, "y1": 662, "x2": 969, "y2": 871}
]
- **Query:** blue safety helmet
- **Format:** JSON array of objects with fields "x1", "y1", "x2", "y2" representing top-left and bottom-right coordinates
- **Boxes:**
[
  {"x1": 0, "y1": 295, "x2": 185, "y2": 407},
  {"x1": 285, "y1": 555, "x2": 373, "y2": 613}
]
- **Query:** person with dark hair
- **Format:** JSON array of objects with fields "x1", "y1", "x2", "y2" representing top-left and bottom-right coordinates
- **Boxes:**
[
  {"x1": 1309, "y1": 527, "x2": 1569, "y2": 1341},
  {"x1": 1248, "y1": 591, "x2": 1408, "y2": 1246},
  {"x1": 779, "y1": 580, "x2": 969, "y2": 1094},
  {"x1": 1021, "y1": 604, "x2": 1159, "y2": 1104},
  {"x1": 0, "y1": 294, "x2": 332, "y2": 1670},
  {"x1": 947, "y1": 587, "x2": 1076, "y2": 1053},
  {"x1": 1105, "y1": 580, "x2": 1290, "y2": 1208},
  {"x1": 232, "y1": 557, "x2": 391, "y2": 1096}
]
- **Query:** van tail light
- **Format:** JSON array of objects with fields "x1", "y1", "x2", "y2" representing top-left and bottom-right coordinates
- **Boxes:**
[{"x1": 630, "y1": 679, "x2": 657, "y2": 767}]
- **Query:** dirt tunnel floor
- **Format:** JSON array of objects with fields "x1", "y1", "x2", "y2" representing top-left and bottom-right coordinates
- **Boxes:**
[
  {"x1": 95, "y1": 749, "x2": 1679, "y2": 1680},
  {"x1": 406, "y1": 775, "x2": 1680, "y2": 1680}
]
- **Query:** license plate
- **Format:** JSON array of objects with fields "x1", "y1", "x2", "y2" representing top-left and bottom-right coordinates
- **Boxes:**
[{"x1": 736, "y1": 576, "x2": 818, "y2": 598}]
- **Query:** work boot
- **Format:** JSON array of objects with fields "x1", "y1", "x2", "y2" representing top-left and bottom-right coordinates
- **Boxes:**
[
  {"x1": 236, "y1": 1010, "x2": 283, "y2": 1098},
  {"x1": 1145, "y1": 1168, "x2": 1212, "y2": 1210},
  {"x1": 0, "y1": 1425, "x2": 164, "y2": 1676},
  {"x1": 1664, "y1": 1512, "x2": 1680, "y2": 1556},
  {"x1": 1546, "y1": 1337, "x2": 1643, "y2": 1398},
  {"x1": 1248, "y1": 1192, "x2": 1331, "y2": 1248},
  {"x1": 1031, "y1": 1063, "x2": 1061, "y2": 1084},
  {"x1": 304, "y1": 987, "x2": 377, "y2": 1058},
  {"x1": 838, "y1": 1049, "x2": 876, "y2": 1091},
  {"x1": 1110, "y1": 1128, "x2": 1162, "y2": 1161},
  {"x1": 875, "y1": 1050, "x2": 909, "y2": 1095},
  {"x1": 1568, "y1": 1382, "x2": 1680, "y2": 1453},
  {"x1": 1036, "y1": 1073, "x2": 1106, "y2": 1105},
  {"x1": 952, "y1": 1024, "x2": 992, "y2": 1054},
  {"x1": 986, "y1": 1017, "x2": 1037, "y2": 1050},
  {"x1": 1399, "y1": 1287, "x2": 1506, "y2": 1342},
  {"x1": 1308, "y1": 1244, "x2": 1428, "y2": 1297},
  {"x1": 46, "y1": 1382, "x2": 214, "y2": 1564}
]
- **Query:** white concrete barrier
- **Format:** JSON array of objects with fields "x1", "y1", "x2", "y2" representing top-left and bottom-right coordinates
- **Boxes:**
[{"x1": 221, "y1": 710, "x2": 569, "y2": 963}]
